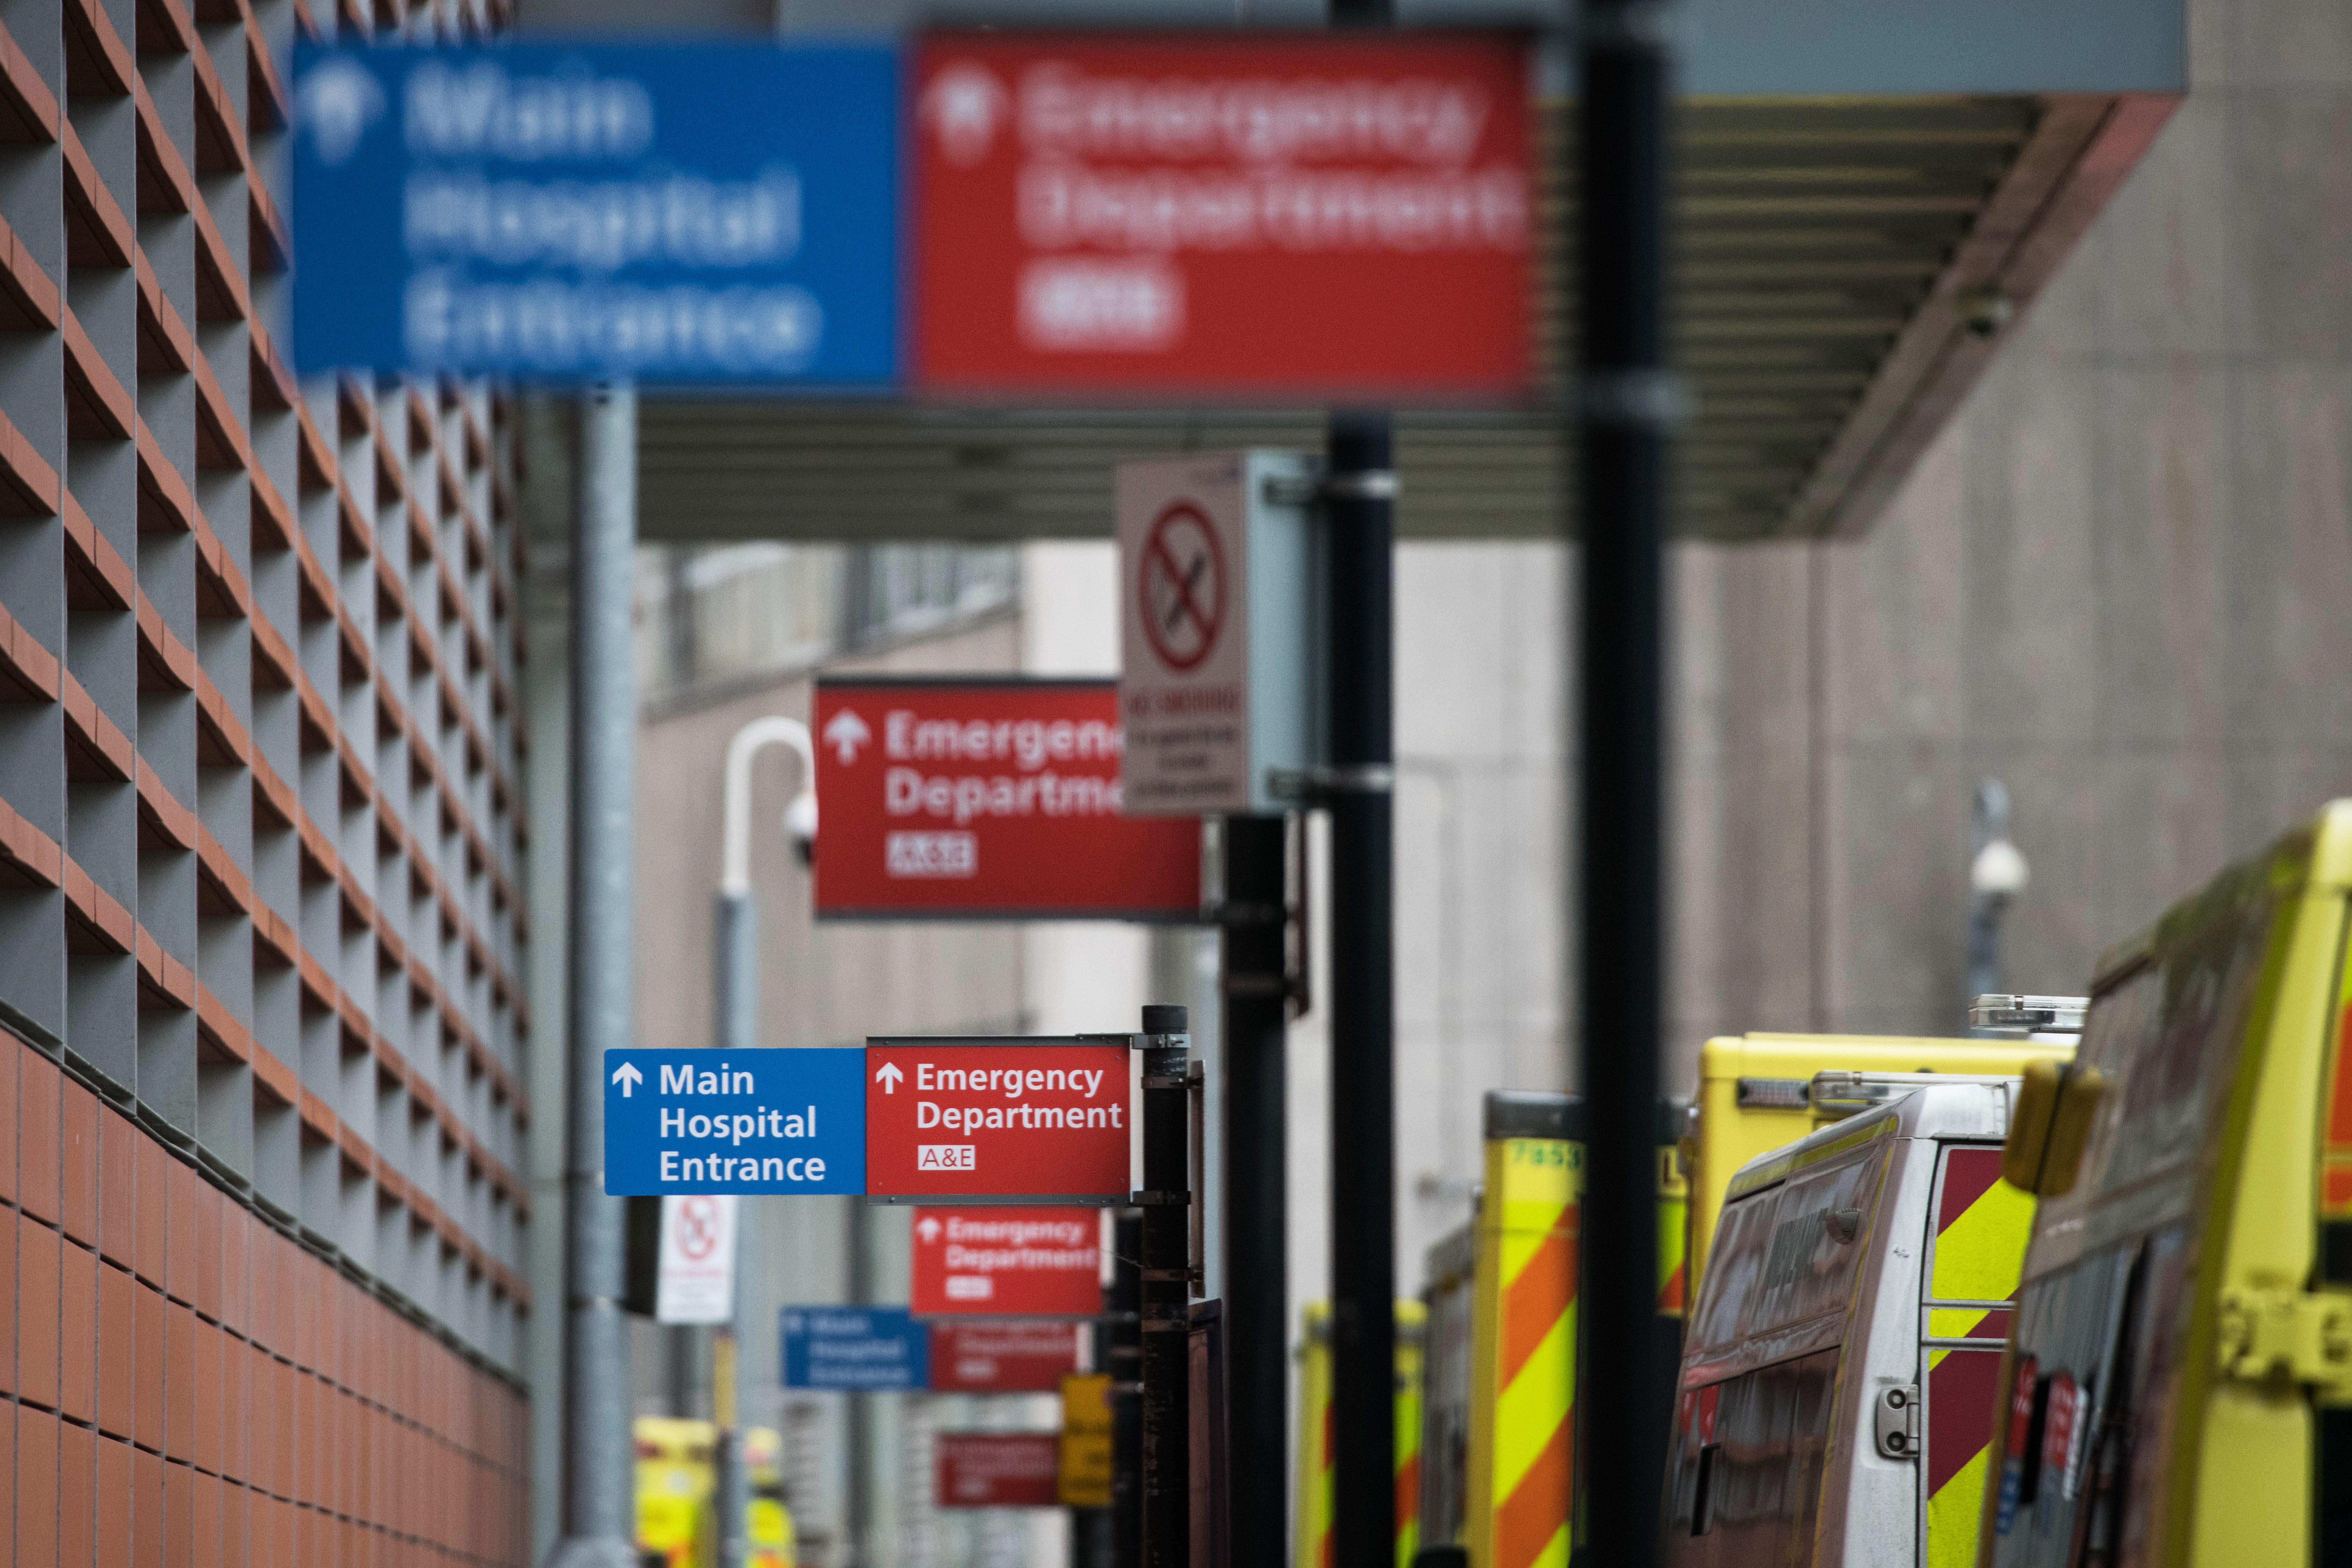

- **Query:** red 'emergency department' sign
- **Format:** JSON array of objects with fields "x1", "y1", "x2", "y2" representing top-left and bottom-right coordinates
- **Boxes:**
[
  {"x1": 929, "y1": 1320, "x2": 1085, "y2": 1392},
  {"x1": 913, "y1": 1207, "x2": 1103, "y2": 1316},
  {"x1": 866, "y1": 1040, "x2": 1133, "y2": 1202},
  {"x1": 936, "y1": 1433, "x2": 1062, "y2": 1508},
  {"x1": 812, "y1": 678, "x2": 1201, "y2": 919},
  {"x1": 912, "y1": 32, "x2": 1535, "y2": 400}
]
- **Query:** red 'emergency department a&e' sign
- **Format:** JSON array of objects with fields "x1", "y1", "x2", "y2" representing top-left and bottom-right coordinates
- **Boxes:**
[
  {"x1": 912, "y1": 32, "x2": 1535, "y2": 400},
  {"x1": 913, "y1": 1207, "x2": 1103, "y2": 1316},
  {"x1": 813, "y1": 678, "x2": 1201, "y2": 919},
  {"x1": 929, "y1": 1320, "x2": 1084, "y2": 1391},
  {"x1": 865, "y1": 1039, "x2": 1133, "y2": 1202},
  {"x1": 936, "y1": 1433, "x2": 1062, "y2": 1508}
]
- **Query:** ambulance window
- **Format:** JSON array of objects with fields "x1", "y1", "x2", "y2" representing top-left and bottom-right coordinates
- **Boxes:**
[
  {"x1": 2063, "y1": 878, "x2": 2282, "y2": 1218},
  {"x1": 1751, "y1": 1142, "x2": 1889, "y2": 1335},
  {"x1": 1687, "y1": 1195, "x2": 1773, "y2": 1354}
]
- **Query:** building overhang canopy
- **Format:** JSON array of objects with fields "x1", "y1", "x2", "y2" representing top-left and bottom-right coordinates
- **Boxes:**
[{"x1": 633, "y1": 0, "x2": 2183, "y2": 544}]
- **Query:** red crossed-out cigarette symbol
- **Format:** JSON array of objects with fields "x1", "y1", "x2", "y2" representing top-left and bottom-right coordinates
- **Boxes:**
[
  {"x1": 675, "y1": 1197, "x2": 722, "y2": 1260},
  {"x1": 1139, "y1": 502, "x2": 1226, "y2": 672}
]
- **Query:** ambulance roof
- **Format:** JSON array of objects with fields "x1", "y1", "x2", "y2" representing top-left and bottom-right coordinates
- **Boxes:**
[{"x1": 1722, "y1": 1077, "x2": 2014, "y2": 1203}]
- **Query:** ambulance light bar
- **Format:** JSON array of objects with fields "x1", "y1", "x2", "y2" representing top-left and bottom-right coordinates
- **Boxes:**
[
  {"x1": 1809, "y1": 1069, "x2": 2026, "y2": 1121},
  {"x1": 1735, "y1": 1077, "x2": 1811, "y2": 1110},
  {"x1": 1969, "y1": 995, "x2": 2089, "y2": 1034}
]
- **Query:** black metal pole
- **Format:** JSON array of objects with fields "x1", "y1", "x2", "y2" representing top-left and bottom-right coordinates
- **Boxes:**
[
  {"x1": 1326, "y1": 405, "x2": 1397, "y2": 1568},
  {"x1": 1112, "y1": 1211, "x2": 1144, "y2": 1568},
  {"x1": 1222, "y1": 815, "x2": 1289, "y2": 1568},
  {"x1": 1577, "y1": 0, "x2": 1674, "y2": 1562},
  {"x1": 1073, "y1": 1238, "x2": 1125, "y2": 1568},
  {"x1": 1140, "y1": 1004, "x2": 1193, "y2": 1568},
  {"x1": 1325, "y1": 0, "x2": 1397, "y2": 1553}
]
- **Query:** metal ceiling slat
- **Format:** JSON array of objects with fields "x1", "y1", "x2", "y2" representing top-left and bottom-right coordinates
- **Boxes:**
[{"x1": 625, "y1": 91, "x2": 2163, "y2": 545}]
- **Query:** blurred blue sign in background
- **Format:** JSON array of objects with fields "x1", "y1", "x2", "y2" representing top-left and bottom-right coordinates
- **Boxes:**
[
  {"x1": 783, "y1": 1307, "x2": 931, "y2": 1391},
  {"x1": 290, "y1": 43, "x2": 900, "y2": 386}
]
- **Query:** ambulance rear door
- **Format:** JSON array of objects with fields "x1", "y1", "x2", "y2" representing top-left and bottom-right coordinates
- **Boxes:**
[
  {"x1": 1915, "y1": 1142, "x2": 2033, "y2": 1568},
  {"x1": 1662, "y1": 1112, "x2": 1906, "y2": 1568}
]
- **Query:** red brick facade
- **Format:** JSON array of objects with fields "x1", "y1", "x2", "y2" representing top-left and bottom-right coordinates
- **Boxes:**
[{"x1": 0, "y1": 0, "x2": 533, "y2": 1558}]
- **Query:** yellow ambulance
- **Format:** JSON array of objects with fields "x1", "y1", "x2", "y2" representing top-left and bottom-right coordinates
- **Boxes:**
[
  {"x1": 634, "y1": 1417, "x2": 795, "y2": 1568},
  {"x1": 1663, "y1": 1071, "x2": 2041, "y2": 1568},
  {"x1": 636, "y1": 1417, "x2": 717, "y2": 1568},
  {"x1": 1414, "y1": 1092, "x2": 1685, "y2": 1568},
  {"x1": 1293, "y1": 1298, "x2": 1429, "y2": 1568},
  {"x1": 1684, "y1": 1020, "x2": 2080, "y2": 1296},
  {"x1": 1986, "y1": 802, "x2": 2352, "y2": 1567}
]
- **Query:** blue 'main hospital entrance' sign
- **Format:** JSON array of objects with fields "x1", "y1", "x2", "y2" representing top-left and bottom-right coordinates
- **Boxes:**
[
  {"x1": 605, "y1": 1048, "x2": 868, "y2": 1195},
  {"x1": 290, "y1": 44, "x2": 900, "y2": 385}
]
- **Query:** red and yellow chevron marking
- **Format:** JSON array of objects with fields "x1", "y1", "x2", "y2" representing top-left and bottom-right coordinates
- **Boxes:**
[
  {"x1": 1656, "y1": 1144, "x2": 1688, "y2": 1317},
  {"x1": 1466, "y1": 1135, "x2": 1578, "y2": 1568},
  {"x1": 1921, "y1": 1147, "x2": 2036, "y2": 1568},
  {"x1": 1924, "y1": 1344, "x2": 2005, "y2": 1568},
  {"x1": 1290, "y1": 1299, "x2": 1433, "y2": 1568},
  {"x1": 1295, "y1": 1304, "x2": 1333, "y2": 1568},
  {"x1": 1396, "y1": 1300, "x2": 1427, "y2": 1568},
  {"x1": 2321, "y1": 998, "x2": 2352, "y2": 1214}
]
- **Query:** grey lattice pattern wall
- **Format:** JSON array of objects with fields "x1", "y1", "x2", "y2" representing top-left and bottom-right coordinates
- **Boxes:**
[{"x1": 0, "y1": 0, "x2": 531, "y2": 1558}]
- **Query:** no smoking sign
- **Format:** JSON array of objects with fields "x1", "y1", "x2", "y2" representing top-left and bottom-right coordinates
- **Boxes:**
[
  {"x1": 654, "y1": 1193, "x2": 739, "y2": 1324},
  {"x1": 673, "y1": 1197, "x2": 724, "y2": 1259},
  {"x1": 1138, "y1": 502, "x2": 1227, "y2": 672},
  {"x1": 1117, "y1": 451, "x2": 1317, "y2": 816}
]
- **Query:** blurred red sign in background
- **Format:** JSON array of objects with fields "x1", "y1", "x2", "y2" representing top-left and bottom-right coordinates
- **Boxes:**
[
  {"x1": 913, "y1": 1206, "x2": 1104, "y2": 1316},
  {"x1": 930, "y1": 1320, "x2": 1085, "y2": 1392},
  {"x1": 912, "y1": 31, "x2": 1535, "y2": 401},
  {"x1": 936, "y1": 1433, "x2": 1064, "y2": 1507}
]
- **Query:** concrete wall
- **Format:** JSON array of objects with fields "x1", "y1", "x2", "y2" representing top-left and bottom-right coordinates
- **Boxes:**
[
  {"x1": 1687, "y1": 0, "x2": 2352, "y2": 1041},
  {"x1": 1378, "y1": 0, "x2": 2352, "y2": 1284}
]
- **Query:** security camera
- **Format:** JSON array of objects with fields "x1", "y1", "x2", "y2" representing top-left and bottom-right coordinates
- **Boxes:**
[
  {"x1": 1970, "y1": 837, "x2": 2028, "y2": 898},
  {"x1": 1960, "y1": 286, "x2": 2013, "y2": 340},
  {"x1": 785, "y1": 790, "x2": 817, "y2": 867}
]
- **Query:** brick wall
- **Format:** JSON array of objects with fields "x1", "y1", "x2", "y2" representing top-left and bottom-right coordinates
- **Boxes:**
[
  {"x1": 1, "y1": 1030, "x2": 528, "y2": 1562},
  {"x1": 0, "y1": 0, "x2": 532, "y2": 1559}
]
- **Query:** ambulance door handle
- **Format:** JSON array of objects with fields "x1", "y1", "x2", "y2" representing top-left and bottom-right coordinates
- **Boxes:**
[{"x1": 1874, "y1": 1385, "x2": 1921, "y2": 1459}]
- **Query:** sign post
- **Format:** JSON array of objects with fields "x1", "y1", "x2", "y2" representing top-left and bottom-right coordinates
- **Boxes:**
[
  {"x1": 1138, "y1": 1006, "x2": 1192, "y2": 1568},
  {"x1": 601, "y1": 1021, "x2": 1193, "y2": 1566},
  {"x1": 1576, "y1": 1, "x2": 1676, "y2": 1565}
]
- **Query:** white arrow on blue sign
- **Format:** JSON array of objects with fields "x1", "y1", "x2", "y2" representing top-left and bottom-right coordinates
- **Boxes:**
[
  {"x1": 782, "y1": 1307, "x2": 930, "y2": 1391},
  {"x1": 603, "y1": 1048, "x2": 866, "y2": 1196}
]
